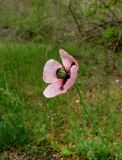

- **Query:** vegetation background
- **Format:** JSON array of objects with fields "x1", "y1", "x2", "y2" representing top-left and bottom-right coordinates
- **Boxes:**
[{"x1": 0, "y1": 0, "x2": 122, "y2": 159}]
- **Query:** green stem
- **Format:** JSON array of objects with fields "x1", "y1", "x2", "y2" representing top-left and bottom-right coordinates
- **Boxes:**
[{"x1": 75, "y1": 84, "x2": 110, "y2": 152}]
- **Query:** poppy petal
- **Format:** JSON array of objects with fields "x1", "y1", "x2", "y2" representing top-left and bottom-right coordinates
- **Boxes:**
[
  {"x1": 43, "y1": 80, "x2": 66, "y2": 98},
  {"x1": 59, "y1": 49, "x2": 79, "y2": 71},
  {"x1": 63, "y1": 65, "x2": 78, "y2": 91},
  {"x1": 43, "y1": 59, "x2": 62, "y2": 83}
]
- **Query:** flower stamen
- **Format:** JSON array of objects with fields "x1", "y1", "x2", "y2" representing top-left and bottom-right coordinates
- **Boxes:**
[{"x1": 56, "y1": 68, "x2": 68, "y2": 79}]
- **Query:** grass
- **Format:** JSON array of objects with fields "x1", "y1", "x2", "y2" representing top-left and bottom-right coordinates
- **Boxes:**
[{"x1": 0, "y1": 42, "x2": 122, "y2": 159}]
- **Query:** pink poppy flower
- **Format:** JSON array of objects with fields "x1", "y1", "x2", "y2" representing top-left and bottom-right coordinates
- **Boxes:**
[{"x1": 43, "y1": 49, "x2": 79, "y2": 98}]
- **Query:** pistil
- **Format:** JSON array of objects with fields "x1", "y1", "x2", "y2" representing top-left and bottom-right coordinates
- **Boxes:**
[{"x1": 56, "y1": 68, "x2": 68, "y2": 79}]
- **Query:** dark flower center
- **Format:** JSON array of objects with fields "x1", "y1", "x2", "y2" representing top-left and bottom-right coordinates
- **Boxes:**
[
  {"x1": 56, "y1": 67, "x2": 70, "y2": 90},
  {"x1": 56, "y1": 62, "x2": 75, "y2": 90},
  {"x1": 56, "y1": 68, "x2": 68, "y2": 79}
]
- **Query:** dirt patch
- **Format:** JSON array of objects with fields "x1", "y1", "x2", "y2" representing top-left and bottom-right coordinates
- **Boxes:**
[{"x1": 0, "y1": 150, "x2": 28, "y2": 160}]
